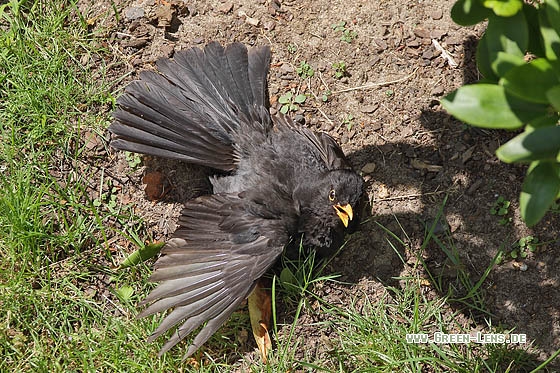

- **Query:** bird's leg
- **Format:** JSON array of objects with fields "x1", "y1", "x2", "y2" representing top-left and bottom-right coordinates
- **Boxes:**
[{"x1": 247, "y1": 278, "x2": 272, "y2": 362}]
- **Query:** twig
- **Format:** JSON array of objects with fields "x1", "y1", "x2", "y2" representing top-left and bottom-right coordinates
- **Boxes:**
[
  {"x1": 371, "y1": 189, "x2": 448, "y2": 203},
  {"x1": 331, "y1": 67, "x2": 419, "y2": 94},
  {"x1": 432, "y1": 39, "x2": 458, "y2": 68}
]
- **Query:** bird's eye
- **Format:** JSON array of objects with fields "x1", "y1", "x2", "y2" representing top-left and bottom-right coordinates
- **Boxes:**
[{"x1": 328, "y1": 189, "x2": 336, "y2": 202}]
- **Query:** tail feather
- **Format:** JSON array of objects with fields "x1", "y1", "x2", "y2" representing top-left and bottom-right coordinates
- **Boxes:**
[
  {"x1": 109, "y1": 42, "x2": 272, "y2": 171},
  {"x1": 247, "y1": 46, "x2": 270, "y2": 108}
]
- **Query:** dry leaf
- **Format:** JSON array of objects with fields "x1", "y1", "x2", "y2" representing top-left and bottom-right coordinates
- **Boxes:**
[
  {"x1": 247, "y1": 279, "x2": 272, "y2": 362},
  {"x1": 142, "y1": 171, "x2": 165, "y2": 200},
  {"x1": 154, "y1": 3, "x2": 175, "y2": 28}
]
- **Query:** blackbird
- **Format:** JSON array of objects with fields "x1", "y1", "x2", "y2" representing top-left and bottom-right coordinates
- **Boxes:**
[{"x1": 109, "y1": 42, "x2": 364, "y2": 358}]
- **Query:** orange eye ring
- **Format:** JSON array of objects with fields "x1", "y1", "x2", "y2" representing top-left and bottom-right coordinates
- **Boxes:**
[{"x1": 328, "y1": 189, "x2": 336, "y2": 202}]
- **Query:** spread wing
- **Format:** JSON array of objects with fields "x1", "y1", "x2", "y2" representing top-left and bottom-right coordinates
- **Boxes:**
[{"x1": 137, "y1": 193, "x2": 287, "y2": 358}]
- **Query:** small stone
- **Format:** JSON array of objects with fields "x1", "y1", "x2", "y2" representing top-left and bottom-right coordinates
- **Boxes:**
[
  {"x1": 407, "y1": 39, "x2": 421, "y2": 47},
  {"x1": 218, "y1": 1, "x2": 233, "y2": 13},
  {"x1": 280, "y1": 63, "x2": 294, "y2": 74},
  {"x1": 192, "y1": 36, "x2": 204, "y2": 44},
  {"x1": 187, "y1": 5, "x2": 198, "y2": 16},
  {"x1": 361, "y1": 162, "x2": 376, "y2": 174},
  {"x1": 431, "y1": 8, "x2": 443, "y2": 20},
  {"x1": 124, "y1": 6, "x2": 144, "y2": 21},
  {"x1": 263, "y1": 20, "x2": 275, "y2": 30},
  {"x1": 132, "y1": 57, "x2": 143, "y2": 66},
  {"x1": 245, "y1": 15, "x2": 260, "y2": 26},
  {"x1": 160, "y1": 44, "x2": 174, "y2": 58},
  {"x1": 294, "y1": 114, "x2": 305, "y2": 124},
  {"x1": 431, "y1": 29, "x2": 447, "y2": 40},
  {"x1": 321, "y1": 121, "x2": 335, "y2": 132},
  {"x1": 422, "y1": 48, "x2": 434, "y2": 60},
  {"x1": 445, "y1": 36, "x2": 462, "y2": 45},
  {"x1": 413, "y1": 26, "x2": 431, "y2": 39},
  {"x1": 370, "y1": 121, "x2": 382, "y2": 131},
  {"x1": 237, "y1": 10, "x2": 259, "y2": 26},
  {"x1": 360, "y1": 104, "x2": 378, "y2": 114},
  {"x1": 431, "y1": 85, "x2": 444, "y2": 96}
]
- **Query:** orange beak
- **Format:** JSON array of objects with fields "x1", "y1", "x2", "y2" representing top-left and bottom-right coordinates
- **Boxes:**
[{"x1": 333, "y1": 203, "x2": 353, "y2": 228}]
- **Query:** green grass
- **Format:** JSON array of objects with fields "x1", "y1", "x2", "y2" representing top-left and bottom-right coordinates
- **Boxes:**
[
  {"x1": 0, "y1": 0, "x2": 167, "y2": 370},
  {"x1": 1, "y1": 0, "x2": 558, "y2": 371}
]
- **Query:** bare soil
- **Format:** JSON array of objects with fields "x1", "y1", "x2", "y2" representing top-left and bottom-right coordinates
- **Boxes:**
[{"x1": 78, "y1": 0, "x2": 560, "y2": 368}]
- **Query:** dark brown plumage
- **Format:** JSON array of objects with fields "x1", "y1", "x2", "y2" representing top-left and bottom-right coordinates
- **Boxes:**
[{"x1": 109, "y1": 42, "x2": 363, "y2": 358}]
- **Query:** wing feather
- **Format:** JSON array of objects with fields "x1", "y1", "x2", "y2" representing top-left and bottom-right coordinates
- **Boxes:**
[{"x1": 137, "y1": 194, "x2": 287, "y2": 358}]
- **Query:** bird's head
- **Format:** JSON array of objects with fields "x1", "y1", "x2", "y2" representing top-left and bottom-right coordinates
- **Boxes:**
[{"x1": 293, "y1": 169, "x2": 364, "y2": 248}]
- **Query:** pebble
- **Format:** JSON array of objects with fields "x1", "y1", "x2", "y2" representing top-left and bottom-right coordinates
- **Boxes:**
[
  {"x1": 360, "y1": 104, "x2": 378, "y2": 114},
  {"x1": 361, "y1": 162, "x2": 376, "y2": 174},
  {"x1": 218, "y1": 1, "x2": 233, "y2": 13},
  {"x1": 431, "y1": 9, "x2": 443, "y2": 20},
  {"x1": 187, "y1": 5, "x2": 198, "y2": 16},
  {"x1": 422, "y1": 48, "x2": 434, "y2": 60},
  {"x1": 413, "y1": 26, "x2": 431, "y2": 39},
  {"x1": 124, "y1": 6, "x2": 144, "y2": 21},
  {"x1": 271, "y1": 0, "x2": 281, "y2": 11},
  {"x1": 370, "y1": 121, "x2": 382, "y2": 131},
  {"x1": 280, "y1": 63, "x2": 294, "y2": 73},
  {"x1": 294, "y1": 114, "x2": 305, "y2": 124},
  {"x1": 238, "y1": 10, "x2": 260, "y2": 26},
  {"x1": 160, "y1": 44, "x2": 175, "y2": 58},
  {"x1": 431, "y1": 85, "x2": 444, "y2": 96},
  {"x1": 263, "y1": 20, "x2": 275, "y2": 31}
]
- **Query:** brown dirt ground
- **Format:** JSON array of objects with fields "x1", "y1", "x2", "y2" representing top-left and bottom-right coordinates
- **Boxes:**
[{"x1": 77, "y1": 0, "x2": 560, "y2": 368}]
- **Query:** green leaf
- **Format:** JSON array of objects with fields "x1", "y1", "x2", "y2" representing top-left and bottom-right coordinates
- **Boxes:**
[
  {"x1": 546, "y1": 85, "x2": 560, "y2": 111},
  {"x1": 477, "y1": 33, "x2": 499, "y2": 81},
  {"x1": 527, "y1": 114, "x2": 560, "y2": 129},
  {"x1": 451, "y1": 0, "x2": 492, "y2": 25},
  {"x1": 483, "y1": 0, "x2": 523, "y2": 17},
  {"x1": 485, "y1": 12, "x2": 528, "y2": 58},
  {"x1": 540, "y1": 5, "x2": 560, "y2": 63},
  {"x1": 523, "y1": 3, "x2": 545, "y2": 57},
  {"x1": 280, "y1": 267, "x2": 297, "y2": 286},
  {"x1": 545, "y1": 0, "x2": 560, "y2": 36},
  {"x1": 280, "y1": 105, "x2": 289, "y2": 114},
  {"x1": 496, "y1": 126, "x2": 560, "y2": 162},
  {"x1": 294, "y1": 94, "x2": 307, "y2": 104},
  {"x1": 519, "y1": 161, "x2": 560, "y2": 226},
  {"x1": 115, "y1": 285, "x2": 134, "y2": 301},
  {"x1": 490, "y1": 51, "x2": 525, "y2": 78},
  {"x1": 441, "y1": 84, "x2": 548, "y2": 129},
  {"x1": 278, "y1": 92, "x2": 292, "y2": 104},
  {"x1": 501, "y1": 58, "x2": 560, "y2": 103},
  {"x1": 120, "y1": 241, "x2": 165, "y2": 268}
]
